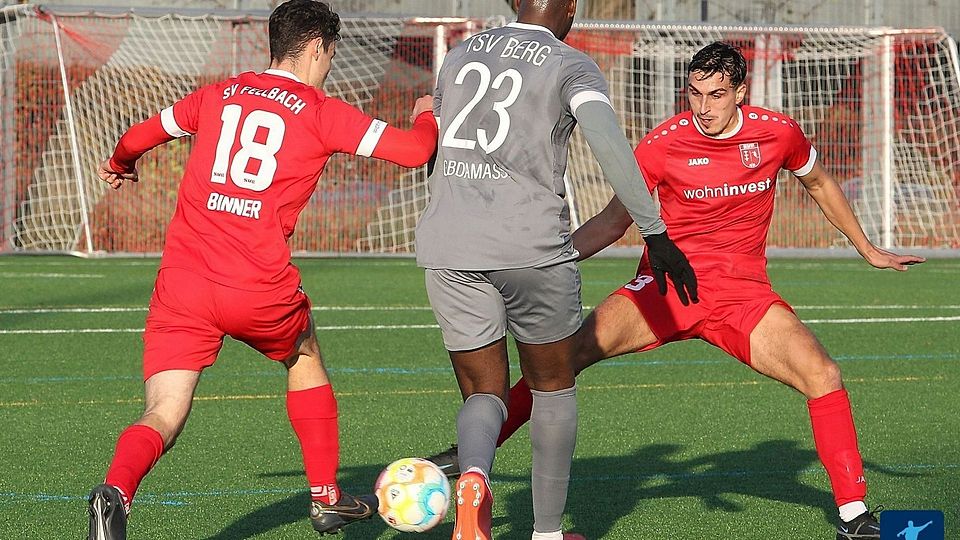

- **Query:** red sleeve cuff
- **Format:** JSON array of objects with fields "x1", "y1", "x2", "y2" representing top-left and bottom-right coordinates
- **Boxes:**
[{"x1": 370, "y1": 113, "x2": 438, "y2": 167}]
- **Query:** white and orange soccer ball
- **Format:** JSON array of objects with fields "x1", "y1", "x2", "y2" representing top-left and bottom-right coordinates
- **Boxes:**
[{"x1": 374, "y1": 457, "x2": 451, "y2": 532}]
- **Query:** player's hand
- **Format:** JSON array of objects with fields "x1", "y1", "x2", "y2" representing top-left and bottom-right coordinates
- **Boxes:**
[
  {"x1": 98, "y1": 159, "x2": 138, "y2": 190},
  {"x1": 863, "y1": 246, "x2": 926, "y2": 271},
  {"x1": 410, "y1": 95, "x2": 434, "y2": 123},
  {"x1": 643, "y1": 231, "x2": 699, "y2": 305}
]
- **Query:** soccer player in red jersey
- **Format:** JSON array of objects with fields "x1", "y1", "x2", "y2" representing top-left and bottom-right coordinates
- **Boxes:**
[
  {"x1": 86, "y1": 1, "x2": 438, "y2": 539},
  {"x1": 427, "y1": 42, "x2": 926, "y2": 540}
]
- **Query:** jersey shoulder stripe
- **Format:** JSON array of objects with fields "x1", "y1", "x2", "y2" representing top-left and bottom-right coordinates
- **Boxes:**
[
  {"x1": 640, "y1": 111, "x2": 695, "y2": 149},
  {"x1": 741, "y1": 105, "x2": 801, "y2": 135}
]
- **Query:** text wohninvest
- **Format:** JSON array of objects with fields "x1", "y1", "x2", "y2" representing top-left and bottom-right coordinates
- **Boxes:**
[{"x1": 683, "y1": 178, "x2": 773, "y2": 200}]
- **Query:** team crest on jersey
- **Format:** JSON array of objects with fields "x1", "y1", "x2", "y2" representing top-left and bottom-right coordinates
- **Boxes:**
[{"x1": 739, "y1": 142, "x2": 761, "y2": 169}]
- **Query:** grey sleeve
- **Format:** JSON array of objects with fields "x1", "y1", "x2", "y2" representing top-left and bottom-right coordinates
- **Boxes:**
[{"x1": 574, "y1": 100, "x2": 666, "y2": 236}]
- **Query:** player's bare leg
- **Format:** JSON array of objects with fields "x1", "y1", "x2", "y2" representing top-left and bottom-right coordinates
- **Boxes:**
[
  {"x1": 749, "y1": 304, "x2": 879, "y2": 539},
  {"x1": 749, "y1": 304, "x2": 841, "y2": 398},
  {"x1": 89, "y1": 369, "x2": 200, "y2": 540},
  {"x1": 283, "y1": 318, "x2": 376, "y2": 535},
  {"x1": 139, "y1": 369, "x2": 202, "y2": 447},
  {"x1": 448, "y1": 338, "x2": 510, "y2": 540},
  {"x1": 449, "y1": 338, "x2": 510, "y2": 401},
  {"x1": 515, "y1": 334, "x2": 581, "y2": 540},
  {"x1": 505, "y1": 294, "x2": 656, "y2": 445},
  {"x1": 574, "y1": 294, "x2": 659, "y2": 373},
  {"x1": 428, "y1": 294, "x2": 660, "y2": 478}
]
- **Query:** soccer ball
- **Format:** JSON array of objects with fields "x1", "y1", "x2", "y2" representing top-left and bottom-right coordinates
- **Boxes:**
[{"x1": 374, "y1": 457, "x2": 451, "y2": 532}]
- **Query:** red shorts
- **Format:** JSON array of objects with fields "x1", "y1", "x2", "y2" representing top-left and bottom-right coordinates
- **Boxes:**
[
  {"x1": 142, "y1": 267, "x2": 312, "y2": 380},
  {"x1": 612, "y1": 252, "x2": 792, "y2": 365}
]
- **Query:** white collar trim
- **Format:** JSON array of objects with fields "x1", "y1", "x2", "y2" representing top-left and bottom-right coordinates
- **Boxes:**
[
  {"x1": 264, "y1": 68, "x2": 303, "y2": 83},
  {"x1": 692, "y1": 107, "x2": 743, "y2": 139},
  {"x1": 506, "y1": 21, "x2": 555, "y2": 36}
]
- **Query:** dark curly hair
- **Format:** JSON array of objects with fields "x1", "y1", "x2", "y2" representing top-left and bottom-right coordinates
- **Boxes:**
[
  {"x1": 688, "y1": 42, "x2": 747, "y2": 88},
  {"x1": 269, "y1": 0, "x2": 341, "y2": 63}
]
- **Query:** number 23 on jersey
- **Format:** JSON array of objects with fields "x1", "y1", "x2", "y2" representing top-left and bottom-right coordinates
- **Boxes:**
[{"x1": 441, "y1": 62, "x2": 523, "y2": 154}]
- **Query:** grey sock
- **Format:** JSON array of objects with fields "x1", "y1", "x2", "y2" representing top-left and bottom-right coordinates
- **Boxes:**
[
  {"x1": 530, "y1": 385, "x2": 577, "y2": 534},
  {"x1": 457, "y1": 393, "x2": 507, "y2": 476}
]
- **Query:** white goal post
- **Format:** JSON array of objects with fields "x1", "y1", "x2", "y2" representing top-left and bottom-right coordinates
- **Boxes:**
[{"x1": 1, "y1": 5, "x2": 958, "y2": 255}]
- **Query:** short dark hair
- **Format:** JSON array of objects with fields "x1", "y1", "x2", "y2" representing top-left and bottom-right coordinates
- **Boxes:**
[
  {"x1": 269, "y1": 0, "x2": 341, "y2": 63},
  {"x1": 688, "y1": 42, "x2": 747, "y2": 88}
]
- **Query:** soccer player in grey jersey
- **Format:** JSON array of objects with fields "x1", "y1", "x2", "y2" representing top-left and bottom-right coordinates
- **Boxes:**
[{"x1": 415, "y1": 1, "x2": 697, "y2": 539}]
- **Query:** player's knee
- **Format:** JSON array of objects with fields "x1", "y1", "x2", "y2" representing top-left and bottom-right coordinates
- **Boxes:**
[
  {"x1": 138, "y1": 408, "x2": 188, "y2": 446},
  {"x1": 803, "y1": 358, "x2": 843, "y2": 398},
  {"x1": 525, "y1": 371, "x2": 575, "y2": 392},
  {"x1": 822, "y1": 359, "x2": 843, "y2": 389}
]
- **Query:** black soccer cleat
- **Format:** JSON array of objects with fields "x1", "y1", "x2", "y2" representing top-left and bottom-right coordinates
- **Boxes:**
[
  {"x1": 425, "y1": 443, "x2": 460, "y2": 478},
  {"x1": 87, "y1": 484, "x2": 127, "y2": 540},
  {"x1": 836, "y1": 507, "x2": 881, "y2": 540},
  {"x1": 309, "y1": 492, "x2": 378, "y2": 535}
]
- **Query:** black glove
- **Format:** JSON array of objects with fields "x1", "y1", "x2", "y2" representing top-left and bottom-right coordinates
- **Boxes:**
[
  {"x1": 642, "y1": 231, "x2": 698, "y2": 306},
  {"x1": 426, "y1": 148, "x2": 439, "y2": 177}
]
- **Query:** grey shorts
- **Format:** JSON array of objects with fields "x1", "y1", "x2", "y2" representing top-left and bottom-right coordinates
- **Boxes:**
[{"x1": 424, "y1": 262, "x2": 583, "y2": 351}]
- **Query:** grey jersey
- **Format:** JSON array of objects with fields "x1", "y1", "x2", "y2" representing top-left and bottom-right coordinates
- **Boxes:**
[{"x1": 415, "y1": 22, "x2": 612, "y2": 270}]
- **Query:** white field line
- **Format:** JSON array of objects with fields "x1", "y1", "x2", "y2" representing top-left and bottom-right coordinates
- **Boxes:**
[
  {"x1": 804, "y1": 316, "x2": 960, "y2": 324},
  {"x1": 0, "y1": 260, "x2": 415, "y2": 267},
  {"x1": 793, "y1": 304, "x2": 960, "y2": 310},
  {"x1": 2, "y1": 316, "x2": 960, "y2": 335},
  {"x1": 0, "y1": 306, "x2": 435, "y2": 315},
  {"x1": 0, "y1": 324, "x2": 438, "y2": 335},
  {"x1": 0, "y1": 261, "x2": 158, "y2": 267},
  {"x1": 0, "y1": 272, "x2": 105, "y2": 279},
  {"x1": 2, "y1": 304, "x2": 960, "y2": 315}
]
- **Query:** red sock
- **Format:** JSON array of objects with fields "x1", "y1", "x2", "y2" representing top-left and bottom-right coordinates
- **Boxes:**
[
  {"x1": 808, "y1": 389, "x2": 867, "y2": 506},
  {"x1": 287, "y1": 384, "x2": 341, "y2": 505},
  {"x1": 104, "y1": 424, "x2": 165, "y2": 509},
  {"x1": 496, "y1": 378, "x2": 533, "y2": 447}
]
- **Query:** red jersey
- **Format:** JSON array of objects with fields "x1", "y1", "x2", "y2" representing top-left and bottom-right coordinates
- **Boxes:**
[
  {"x1": 635, "y1": 105, "x2": 816, "y2": 257},
  {"x1": 110, "y1": 69, "x2": 436, "y2": 290}
]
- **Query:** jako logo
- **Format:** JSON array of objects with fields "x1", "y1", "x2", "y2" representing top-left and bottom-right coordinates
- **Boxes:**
[{"x1": 688, "y1": 157, "x2": 710, "y2": 166}]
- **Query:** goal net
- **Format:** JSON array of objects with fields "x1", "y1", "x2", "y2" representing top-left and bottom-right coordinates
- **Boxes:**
[
  {"x1": 0, "y1": 5, "x2": 481, "y2": 254},
  {"x1": 1, "y1": 6, "x2": 958, "y2": 254}
]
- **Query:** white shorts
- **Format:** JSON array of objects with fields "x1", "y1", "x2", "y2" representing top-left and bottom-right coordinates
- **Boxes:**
[{"x1": 424, "y1": 262, "x2": 583, "y2": 351}]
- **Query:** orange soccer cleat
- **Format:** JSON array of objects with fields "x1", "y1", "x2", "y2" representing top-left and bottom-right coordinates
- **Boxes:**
[{"x1": 451, "y1": 471, "x2": 493, "y2": 540}]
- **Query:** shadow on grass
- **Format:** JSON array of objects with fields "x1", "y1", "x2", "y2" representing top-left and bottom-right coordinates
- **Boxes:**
[
  {"x1": 207, "y1": 440, "x2": 917, "y2": 539},
  {"x1": 204, "y1": 463, "x2": 391, "y2": 540},
  {"x1": 501, "y1": 439, "x2": 841, "y2": 539}
]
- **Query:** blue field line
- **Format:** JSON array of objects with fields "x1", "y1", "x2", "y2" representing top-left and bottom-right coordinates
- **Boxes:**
[
  {"x1": 0, "y1": 353, "x2": 956, "y2": 386},
  {"x1": 4, "y1": 463, "x2": 957, "y2": 507}
]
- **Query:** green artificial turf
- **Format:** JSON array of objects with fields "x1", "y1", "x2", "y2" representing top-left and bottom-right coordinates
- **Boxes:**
[{"x1": 0, "y1": 256, "x2": 956, "y2": 539}]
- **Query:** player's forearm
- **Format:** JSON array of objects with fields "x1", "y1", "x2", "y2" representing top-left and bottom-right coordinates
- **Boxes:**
[
  {"x1": 369, "y1": 112, "x2": 438, "y2": 168},
  {"x1": 575, "y1": 101, "x2": 666, "y2": 236},
  {"x1": 109, "y1": 115, "x2": 174, "y2": 173},
  {"x1": 572, "y1": 196, "x2": 632, "y2": 260},
  {"x1": 807, "y1": 178, "x2": 877, "y2": 256}
]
